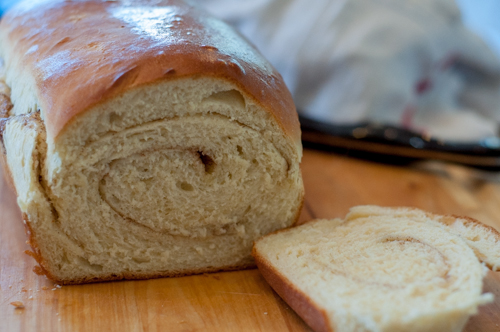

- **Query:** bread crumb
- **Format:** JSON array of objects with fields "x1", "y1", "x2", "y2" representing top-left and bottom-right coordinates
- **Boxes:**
[
  {"x1": 42, "y1": 286, "x2": 49, "y2": 290},
  {"x1": 52, "y1": 288, "x2": 57, "y2": 291},
  {"x1": 264, "y1": 312, "x2": 268, "y2": 315},
  {"x1": 10, "y1": 301, "x2": 24, "y2": 309},
  {"x1": 55, "y1": 285, "x2": 62, "y2": 289},
  {"x1": 28, "y1": 296, "x2": 33, "y2": 300}
]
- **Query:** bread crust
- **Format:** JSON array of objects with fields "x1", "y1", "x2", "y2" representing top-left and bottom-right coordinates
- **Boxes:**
[
  {"x1": 0, "y1": 0, "x2": 300, "y2": 147},
  {"x1": 252, "y1": 247, "x2": 333, "y2": 332}
]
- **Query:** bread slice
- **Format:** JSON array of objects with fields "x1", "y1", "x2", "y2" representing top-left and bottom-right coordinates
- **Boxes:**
[
  {"x1": 253, "y1": 206, "x2": 500, "y2": 332},
  {"x1": 0, "y1": 0, "x2": 304, "y2": 284}
]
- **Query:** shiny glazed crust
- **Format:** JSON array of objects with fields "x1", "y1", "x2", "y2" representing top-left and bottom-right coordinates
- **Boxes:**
[{"x1": 0, "y1": 0, "x2": 300, "y2": 146}]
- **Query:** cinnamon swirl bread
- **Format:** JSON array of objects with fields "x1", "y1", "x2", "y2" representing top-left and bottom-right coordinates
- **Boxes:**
[
  {"x1": 253, "y1": 206, "x2": 500, "y2": 332},
  {"x1": 0, "y1": 0, "x2": 303, "y2": 284}
]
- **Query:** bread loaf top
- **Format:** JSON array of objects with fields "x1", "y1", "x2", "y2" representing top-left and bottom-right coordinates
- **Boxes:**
[{"x1": 0, "y1": 0, "x2": 299, "y2": 144}]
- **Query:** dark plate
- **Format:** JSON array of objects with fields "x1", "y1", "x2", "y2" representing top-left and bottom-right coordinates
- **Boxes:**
[{"x1": 299, "y1": 115, "x2": 500, "y2": 169}]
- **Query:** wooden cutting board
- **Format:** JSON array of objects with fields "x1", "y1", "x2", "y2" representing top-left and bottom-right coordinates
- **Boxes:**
[{"x1": 1, "y1": 148, "x2": 500, "y2": 331}]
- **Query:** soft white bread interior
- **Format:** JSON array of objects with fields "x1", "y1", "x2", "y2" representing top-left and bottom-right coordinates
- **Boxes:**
[
  {"x1": 0, "y1": 0, "x2": 303, "y2": 284},
  {"x1": 253, "y1": 206, "x2": 500, "y2": 332}
]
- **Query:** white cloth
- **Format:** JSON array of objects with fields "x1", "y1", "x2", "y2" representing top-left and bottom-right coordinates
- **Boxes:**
[{"x1": 196, "y1": 0, "x2": 500, "y2": 142}]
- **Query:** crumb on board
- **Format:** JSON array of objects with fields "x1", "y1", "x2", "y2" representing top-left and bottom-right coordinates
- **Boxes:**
[
  {"x1": 10, "y1": 301, "x2": 24, "y2": 309},
  {"x1": 41, "y1": 286, "x2": 49, "y2": 290}
]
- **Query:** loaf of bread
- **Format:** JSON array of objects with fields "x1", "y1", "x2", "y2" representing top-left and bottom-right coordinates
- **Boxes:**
[
  {"x1": 0, "y1": 0, "x2": 304, "y2": 284},
  {"x1": 253, "y1": 206, "x2": 500, "y2": 332}
]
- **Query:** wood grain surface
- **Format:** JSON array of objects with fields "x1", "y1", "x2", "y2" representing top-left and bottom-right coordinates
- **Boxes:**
[{"x1": 1, "y1": 148, "x2": 500, "y2": 331}]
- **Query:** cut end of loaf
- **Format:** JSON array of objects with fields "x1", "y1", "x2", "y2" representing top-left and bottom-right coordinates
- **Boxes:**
[
  {"x1": 2, "y1": 76, "x2": 304, "y2": 284},
  {"x1": 254, "y1": 206, "x2": 500, "y2": 332}
]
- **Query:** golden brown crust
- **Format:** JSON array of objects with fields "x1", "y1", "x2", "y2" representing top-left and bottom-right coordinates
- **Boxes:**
[
  {"x1": 0, "y1": 0, "x2": 300, "y2": 146},
  {"x1": 253, "y1": 247, "x2": 332, "y2": 332}
]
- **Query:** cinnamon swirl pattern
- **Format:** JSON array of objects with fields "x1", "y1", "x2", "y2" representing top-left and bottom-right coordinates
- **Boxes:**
[
  {"x1": 1, "y1": 77, "x2": 303, "y2": 284},
  {"x1": 254, "y1": 206, "x2": 500, "y2": 332}
]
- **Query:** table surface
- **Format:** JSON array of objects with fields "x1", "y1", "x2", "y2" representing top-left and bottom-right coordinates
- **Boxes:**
[{"x1": 2, "y1": 148, "x2": 500, "y2": 331}]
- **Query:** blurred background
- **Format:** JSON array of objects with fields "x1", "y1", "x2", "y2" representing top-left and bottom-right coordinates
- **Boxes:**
[{"x1": 457, "y1": 0, "x2": 500, "y2": 57}]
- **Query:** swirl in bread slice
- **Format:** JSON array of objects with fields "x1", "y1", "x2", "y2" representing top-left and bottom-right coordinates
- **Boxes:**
[{"x1": 253, "y1": 205, "x2": 500, "y2": 332}]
